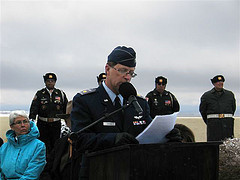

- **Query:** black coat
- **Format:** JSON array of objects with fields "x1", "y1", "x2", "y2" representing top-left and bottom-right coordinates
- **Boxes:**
[
  {"x1": 199, "y1": 88, "x2": 236, "y2": 123},
  {"x1": 199, "y1": 88, "x2": 236, "y2": 141},
  {"x1": 146, "y1": 89, "x2": 180, "y2": 119},
  {"x1": 29, "y1": 88, "x2": 68, "y2": 119},
  {"x1": 71, "y1": 84, "x2": 152, "y2": 142}
]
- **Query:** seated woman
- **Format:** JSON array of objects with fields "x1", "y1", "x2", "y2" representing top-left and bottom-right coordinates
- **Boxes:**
[{"x1": 0, "y1": 110, "x2": 46, "y2": 179}]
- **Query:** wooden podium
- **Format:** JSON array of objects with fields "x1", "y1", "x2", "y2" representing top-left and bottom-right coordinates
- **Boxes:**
[{"x1": 87, "y1": 142, "x2": 221, "y2": 180}]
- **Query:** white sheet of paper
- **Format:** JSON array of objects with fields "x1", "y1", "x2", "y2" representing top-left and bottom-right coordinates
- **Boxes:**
[{"x1": 136, "y1": 112, "x2": 178, "y2": 144}]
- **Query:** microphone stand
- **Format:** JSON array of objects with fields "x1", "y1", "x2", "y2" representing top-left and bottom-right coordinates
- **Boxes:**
[
  {"x1": 68, "y1": 103, "x2": 130, "y2": 180},
  {"x1": 69, "y1": 103, "x2": 130, "y2": 140}
]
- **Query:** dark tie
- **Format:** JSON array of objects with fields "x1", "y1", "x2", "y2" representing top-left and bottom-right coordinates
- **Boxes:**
[
  {"x1": 114, "y1": 96, "x2": 122, "y2": 109},
  {"x1": 114, "y1": 96, "x2": 124, "y2": 130}
]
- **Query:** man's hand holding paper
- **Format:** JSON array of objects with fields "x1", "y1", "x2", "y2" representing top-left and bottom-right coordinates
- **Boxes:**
[{"x1": 136, "y1": 113, "x2": 180, "y2": 144}]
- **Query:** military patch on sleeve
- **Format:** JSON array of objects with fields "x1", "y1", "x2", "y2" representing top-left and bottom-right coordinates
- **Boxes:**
[{"x1": 79, "y1": 88, "x2": 96, "y2": 95}]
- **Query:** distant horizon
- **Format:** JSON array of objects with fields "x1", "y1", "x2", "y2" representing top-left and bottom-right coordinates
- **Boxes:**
[{"x1": 1, "y1": 104, "x2": 239, "y2": 117}]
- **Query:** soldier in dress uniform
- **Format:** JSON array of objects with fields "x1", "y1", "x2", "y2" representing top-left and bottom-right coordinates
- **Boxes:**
[
  {"x1": 199, "y1": 75, "x2": 236, "y2": 141},
  {"x1": 146, "y1": 76, "x2": 180, "y2": 119},
  {"x1": 97, "y1": 72, "x2": 106, "y2": 85},
  {"x1": 71, "y1": 46, "x2": 152, "y2": 138},
  {"x1": 71, "y1": 46, "x2": 181, "y2": 179},
  {"x1": 29, "y1": 72, "x2": 68, "y2": 154}
]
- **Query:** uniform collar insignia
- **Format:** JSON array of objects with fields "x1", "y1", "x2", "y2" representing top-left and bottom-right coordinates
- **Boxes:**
[{"x1": 134, "y1": 115, "x2": 143, "y2": 119}]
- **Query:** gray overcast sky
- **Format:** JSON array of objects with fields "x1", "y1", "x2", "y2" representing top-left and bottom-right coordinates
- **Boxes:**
[{"x1": 1, "y1": 0, "x2": 239, "y2": 115}]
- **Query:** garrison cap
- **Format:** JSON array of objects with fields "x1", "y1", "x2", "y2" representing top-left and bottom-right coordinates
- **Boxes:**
[
  {"x1": 211, "y1": 75, "x2": 225, "y2": 84},
  {"x1": 43, "y1": 73, "x2": 57, "y2": 82},
  {"x1": 108, "y1": 46, "x2": 136, "y2": 67},
  {"x1": 155, "y1": 76, "x2": 167, "y2": 85},
  {"x1": 97, "y1": 73, "x2": 106, "y2": 84}
]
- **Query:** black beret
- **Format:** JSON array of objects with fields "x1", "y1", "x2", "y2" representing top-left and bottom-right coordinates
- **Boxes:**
[
  {"x1": 211, "y1": 75, "x2": 225, "y2": 84},
  {"x1": 155, "y1": 76, "x2": 167, "y2": 85},
  {"x1": 107, "y1": 46, "x2": 136, "y2": 67},
  {"x1": 43, "y1": 73, "x2": 57, "y2": 82},
  {"x1": 97, "y1": 73, "x2": 106, "y2": 83}
]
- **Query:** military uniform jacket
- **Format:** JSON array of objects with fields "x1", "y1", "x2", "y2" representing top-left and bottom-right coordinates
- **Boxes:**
[
  {"x1": 199, "y1": 88, "x2": 236, "y2": 123},
  {"x1": 146, "y1": 89, "x2": 180, "y2": 118},
  {"x1": 29, "y1": 88, "x2": 68, "y2": 120},
  {"x1": 71, "y1": 84, "x2": 152, "y2": 145}
]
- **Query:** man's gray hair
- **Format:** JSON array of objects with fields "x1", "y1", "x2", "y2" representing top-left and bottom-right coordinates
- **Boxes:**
[{"x1": 9, "y1": 110, "x2": 29, "y2": 126}]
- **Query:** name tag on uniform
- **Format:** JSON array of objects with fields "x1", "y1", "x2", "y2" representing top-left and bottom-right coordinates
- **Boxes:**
[{"x1": 103, "y1": 122, "x2": 116, "y2": 126}]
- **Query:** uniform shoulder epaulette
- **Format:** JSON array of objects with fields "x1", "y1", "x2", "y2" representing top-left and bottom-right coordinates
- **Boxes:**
[
  {"x1": 79, "y1": 88, "x2": 97, "y2": 95},
  {"x1": 165, "y1": 90, "x2": 170, "y2": 95},
  {"x1": 136, "y1": 94, "x2": 145, "y2": 99},
  {"x1": 40, "y1": 88, "x2": 46, "y2": 94}
]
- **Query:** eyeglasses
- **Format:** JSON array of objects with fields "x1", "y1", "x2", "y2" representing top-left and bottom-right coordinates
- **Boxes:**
[
  {"x1": 111, "y1": 66, "x2": 137, "y2": 78},
  {"x1": 12, "y1": 119, "x2": 30, "y2": 126}
]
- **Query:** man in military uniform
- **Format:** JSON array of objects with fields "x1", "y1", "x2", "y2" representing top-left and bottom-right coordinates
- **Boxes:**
[
  {"x1": 199, "y1": 75, "x2": 236, "y2": 141},
  {"x1": 71, "y1": 46, "x2": 182, "y2": 143},
  {"x1": 71, "y1": 46, "x2": 152, "y2": 139},
  {"x1": 71, "y1": 46, "x2": 181, "y2": 179},
  {"x1": 146, "y1": 76, "x2": 180, "y2": 119},
  {"x1": 97, "y1": 72, "x2": 106, "y2": 85},
  {"x1": 29, "y1": 72, "x2": 68, "y2": 154}
]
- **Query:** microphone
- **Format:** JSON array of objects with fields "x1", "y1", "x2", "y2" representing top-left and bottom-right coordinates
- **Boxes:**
[{"x1": 119, "y1": 82, "x2": 143, "y2": 115}]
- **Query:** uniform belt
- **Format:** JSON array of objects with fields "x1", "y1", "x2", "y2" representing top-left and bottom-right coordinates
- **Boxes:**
[
  {"x1": 39, "y1": 116, "x2": 60, "y2": 122},
  {"x1": 207, "y1": 114, "x2": 233, "y2": 119}
]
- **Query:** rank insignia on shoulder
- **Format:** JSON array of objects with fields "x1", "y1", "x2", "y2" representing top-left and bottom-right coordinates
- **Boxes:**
[
  {"x1": 79, "y1": 88, "x2": 96, "y2": 95},
  {"x1": 136, "y1": 94, "x2": 144, "y2": 99}
]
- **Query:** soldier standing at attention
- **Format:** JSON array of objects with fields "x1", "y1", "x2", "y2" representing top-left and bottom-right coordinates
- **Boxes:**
[
  {"x1": 97, "y1": 72, "x2": 106, "y2": 85},
  {"x1": 146, "y1": 76, "x2": 180, "y2": 119},
  {"x1": 29, "y1": 72, "x2": 68, "y2": 154},
  {"x1": 199, "y1": 75, "x2": 236, "y2": 141}
]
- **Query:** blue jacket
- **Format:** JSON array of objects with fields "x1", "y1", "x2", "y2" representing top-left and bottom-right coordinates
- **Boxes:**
[
  {"x1": 71, "y1": 84, "x2": 152, "y2": 145},
  {"x1": 0, "y1": 121, "x2": 46, "y2": 180}
]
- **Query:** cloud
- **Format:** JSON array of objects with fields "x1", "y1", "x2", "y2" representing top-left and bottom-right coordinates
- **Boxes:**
[{"x1": 1, "y1": 0, "x2": 239, "y2": 114}]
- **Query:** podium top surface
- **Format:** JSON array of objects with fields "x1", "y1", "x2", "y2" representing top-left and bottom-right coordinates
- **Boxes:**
[{"x1": 87, "y1": 141, "x2": 222, "y2": 157}]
